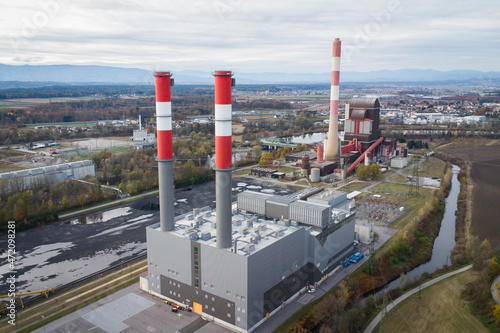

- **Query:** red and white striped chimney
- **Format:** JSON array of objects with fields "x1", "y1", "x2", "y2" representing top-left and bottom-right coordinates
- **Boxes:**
[
  {"x1": 213, "y1": 70, "x2": 234, "y2": 248},
  {"x1": 154, "y1": 72, "x2": 175, "y2": 232},
  {"x1": 324, "y1": 38, "x2": 341, "y2": 162}
]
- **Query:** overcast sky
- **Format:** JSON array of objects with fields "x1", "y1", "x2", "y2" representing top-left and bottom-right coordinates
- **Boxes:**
[{"x1": 1, "y1": 0, "x2": 499, "y2": 73}]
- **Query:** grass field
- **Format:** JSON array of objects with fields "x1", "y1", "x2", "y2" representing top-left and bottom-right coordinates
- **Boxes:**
[
  {"x1": 0, "y1": 96, "x2": 104, "y2": 109},
  {"x1": 389, "y1": 157, "x2": 446, "y2": 183},
  {"x1": 25, "y1": 122, "x2": 106, "y2": 129},
  {"x1": 232, "y1": 168, "x2": 251, "y2": 176},
  {"x1": 338, "y1": 181, "x2": 371, "y2": 192},
  {"x1": 0, "y1": 149, "x2": 27, "y2": 158},
  {"x1": 376, "y1": 270, "x2": 489, "y2": 333}
]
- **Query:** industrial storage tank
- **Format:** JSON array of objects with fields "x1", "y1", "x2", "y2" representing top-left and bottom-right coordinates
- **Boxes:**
[
  {"x1": 310, "y1": 168, "x2": 320, "y2": 182},
  {"x1": 364, "y1": 152, "x2": 372, "y2": 166}
]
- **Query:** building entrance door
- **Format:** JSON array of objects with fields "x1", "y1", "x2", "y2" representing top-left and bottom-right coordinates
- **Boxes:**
[{"x1": 193, "y1": 302, "x2": 202, "y2": 315}]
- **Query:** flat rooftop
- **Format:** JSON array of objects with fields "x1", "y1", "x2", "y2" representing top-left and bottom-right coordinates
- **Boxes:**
[{"x1": 150, "y1": 204, "x2": 307, "y2": 256}]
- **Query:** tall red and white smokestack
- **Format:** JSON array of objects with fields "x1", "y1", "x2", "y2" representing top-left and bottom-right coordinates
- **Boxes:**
[
  {"x1": 324, "y1": 38, "x2": 341, "y2": 162},
  {"x1": 213, "y1": 70, "x2": 234, "y2": 248},
  {"x1": 154, "y1": 72, "x2": 175, "y2": 232}
]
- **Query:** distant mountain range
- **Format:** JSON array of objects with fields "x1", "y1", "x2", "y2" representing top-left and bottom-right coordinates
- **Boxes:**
[{"x1": 1, "y1": 64, "x2": 499, "y2": 86}]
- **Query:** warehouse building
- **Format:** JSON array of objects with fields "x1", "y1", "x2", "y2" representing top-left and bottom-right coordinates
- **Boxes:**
[{"x1": 0, "y1": 160, "x2": 95, "y2": 193}]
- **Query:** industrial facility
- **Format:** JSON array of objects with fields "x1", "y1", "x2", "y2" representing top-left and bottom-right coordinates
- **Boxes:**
[
  {"x1": 142, "y1": 68, "x2": 357, "y2": 332},
  {"x1": 318, "y1": 38, "x2": 398, "y2": 178},
  {"x1": 0, "y1": 160, "x2": 95, "y2": 193}
]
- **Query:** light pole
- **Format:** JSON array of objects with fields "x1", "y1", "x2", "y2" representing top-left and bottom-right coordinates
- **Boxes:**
[{"x1": 41, "y1": 315, "x2": 46, "y2": 333}]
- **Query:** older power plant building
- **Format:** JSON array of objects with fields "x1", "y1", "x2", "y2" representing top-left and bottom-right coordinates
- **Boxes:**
[
  {"x1": 319, "y1": 39, "x2": 397, "y2": 178},
  {"x1": 143, "y1": 69, "x2": 356, "y2": 332}
]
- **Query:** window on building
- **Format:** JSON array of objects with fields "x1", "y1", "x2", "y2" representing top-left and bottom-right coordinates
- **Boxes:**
[
  {"x1": 212, "y1": 307, "x2": 215, "y2": 312},
  {"x1": 205, "y1": 305, "x2": 208, "y2": 309},
  {"x1": 211, "y1": 297, "x2": 215, "y2": 301},
  {"x1": 241, "y1": 296, "x2": 245, "y2": 301},
  {"x1": 205, "y1": 294, "x2": 208, "y2": 299},
  {"x1": 237, "y1": 317, "x2": 241, "y2": 322},
  {"x1": 210, "y1": 284, "x2": 214, "y2": 289},
  {"x1": 226, "y1": 290, "x2": 231, "y2": 295},
  {"x1": 227, "y1": 313, "x2": 231, "y2": 318},
  {"x1": 237, "y1": 306, "x2": 241, "y2": 312},
  {"x1": 242, "y1": 308, "x2": 246, "y2": 314}
]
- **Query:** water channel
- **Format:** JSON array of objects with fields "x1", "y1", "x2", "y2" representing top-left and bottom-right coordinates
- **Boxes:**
[{"x1": 380, "y1": 164, "x2": 461, "y2": 292}]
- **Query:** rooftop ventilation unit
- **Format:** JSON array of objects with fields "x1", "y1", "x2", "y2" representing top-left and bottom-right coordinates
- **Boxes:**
[{"x1": 245, "y1": 244, "x2": 255, "y2": 253}]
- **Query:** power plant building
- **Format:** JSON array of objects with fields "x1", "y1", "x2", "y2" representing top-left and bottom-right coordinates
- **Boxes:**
[
  {"x1": 145, "y1": 192, "x2": 355, "y2": 332},
  {"x1": 143, "y1": 70, "x2": 357, "y2": 332}
]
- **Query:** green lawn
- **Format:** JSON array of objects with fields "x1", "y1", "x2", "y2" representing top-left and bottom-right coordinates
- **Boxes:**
[
  {"x1": 389, "y1": 157, "x2": 446, "y2": 183},
  {"x1": 338, "y1": 181, "x2": 371, "y2": 192},
  {"x1": 376, "y1": 270, "x2": 489, "y2": 333},
  {"x1": 275, "y1": 166, "x2": 300, "y2": 173},
  {"x1": 232, "y1": 168, "x2": 251, "y2": 176}
]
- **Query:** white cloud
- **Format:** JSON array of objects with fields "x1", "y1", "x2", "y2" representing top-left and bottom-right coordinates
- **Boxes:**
[{"x1": 0, "y1": 0, "x2": 498, "y2": 73}]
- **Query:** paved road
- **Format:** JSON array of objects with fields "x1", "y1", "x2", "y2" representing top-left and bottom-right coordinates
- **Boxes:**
[
  {"x1": 363, "y1": 264, "x2": 473, "y2": 333},
  {"x1": 58, "y1": 190, "x2": 159, "y2": 219}
]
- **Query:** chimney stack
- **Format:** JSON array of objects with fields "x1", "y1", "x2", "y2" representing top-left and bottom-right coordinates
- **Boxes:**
[
  {"x1": 324, "y1": 38, "x2": 341, "y2": 162},
  {"x1": 213, "y1": 71, "x2": 234, "y2": 248},
  {"x1": 154, "y1": 72, "x2": 175, "y2": 232}
]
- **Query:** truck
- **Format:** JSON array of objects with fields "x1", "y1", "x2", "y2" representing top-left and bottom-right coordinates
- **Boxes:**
[
  {"x1": 342, "y1": 260, "x2": 351, "y2": 268},
  {"x1": 349, "y1": 252, "x2": 365, "y2": 263}
]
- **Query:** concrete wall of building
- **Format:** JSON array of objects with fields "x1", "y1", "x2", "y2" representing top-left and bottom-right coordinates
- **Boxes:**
[
  {"x1": 200, "y1": 244, "x2": 248, "y2": 329},
  {"x1": 247, "y1": 228, "x2": 308, "y2": 328},
  {"x1": 308, "y1": 218, "x2": 356, "y2": 271},
  {"x1": 146, "y1": 226, "x2": 193, "y2": 292},
  {"x1": 355, "y1": 222, "x2": 374, "y2": 244}
]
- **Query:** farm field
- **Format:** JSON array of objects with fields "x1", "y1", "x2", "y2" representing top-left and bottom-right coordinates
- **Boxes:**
[
  {"x1": 442, "y1": 143, "x2": 500, "y2": 249},
  {"x1": 376, "y1": 270, "x2": 489, "y2": 333}
]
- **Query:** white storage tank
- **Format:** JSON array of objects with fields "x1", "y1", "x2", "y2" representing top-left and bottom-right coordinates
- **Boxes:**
[{"x1": 310, "y1": 168, "x2": 320, "y2": 182}]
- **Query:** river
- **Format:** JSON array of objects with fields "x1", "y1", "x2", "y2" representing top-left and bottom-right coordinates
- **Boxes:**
[{"x1": 380, "y1": 164, "x2": 460, "y2": 291}]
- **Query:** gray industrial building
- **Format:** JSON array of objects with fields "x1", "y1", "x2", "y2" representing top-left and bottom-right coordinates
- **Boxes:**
[
  {"x1": 144, "y1": 189, "x2": 355, "y2": 332},
  {"x1": 144, "y1": 70, "x2": 356, "y2": 332},
  {"x1": 0, "y1": 160, "x2": 95, "y2": 193}
]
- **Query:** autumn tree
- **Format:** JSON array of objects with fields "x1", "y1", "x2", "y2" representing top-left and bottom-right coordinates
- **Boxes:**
[
  {"x1": 356, "y1": 164, "x2": 370, "y2": 180},
  {"x1": 259, "y1": 152, "x2": 274, "y2": 166},
  {"x1": 369, "y1": 163, "x2": 381, "y2": 179}
]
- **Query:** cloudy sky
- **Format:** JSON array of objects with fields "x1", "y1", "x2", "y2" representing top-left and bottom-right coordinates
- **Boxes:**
[{"x1": 1, "y1": 0, "x2": 498, "y2": 73}]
